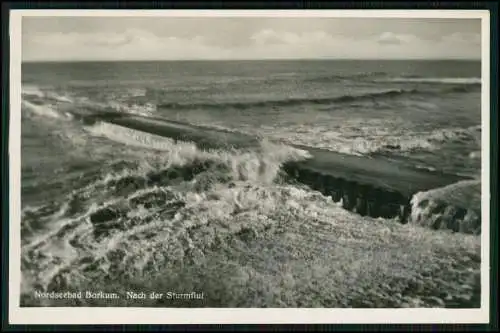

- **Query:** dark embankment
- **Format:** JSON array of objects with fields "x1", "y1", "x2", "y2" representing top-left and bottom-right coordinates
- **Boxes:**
[
  {"x1": 79, "y1": 111, "x2": 262, "y2": 150},
  {"x1": 282, "y1": 145, "x2": 469, "y2": 223}
]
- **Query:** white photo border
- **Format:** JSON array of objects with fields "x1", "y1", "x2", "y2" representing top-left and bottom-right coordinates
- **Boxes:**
[{"x1": 8, "y1": 9, "x2": 491, "y2": 325}]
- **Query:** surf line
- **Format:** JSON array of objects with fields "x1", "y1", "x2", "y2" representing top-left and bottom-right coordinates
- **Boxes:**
[{"x1": 79, "y1": 111, "x2": 471, "y2": 223}]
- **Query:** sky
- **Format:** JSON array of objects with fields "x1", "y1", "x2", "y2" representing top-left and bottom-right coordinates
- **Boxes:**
[{"x1": 21, "y1": 16, "x2": 482, "y2": 61}]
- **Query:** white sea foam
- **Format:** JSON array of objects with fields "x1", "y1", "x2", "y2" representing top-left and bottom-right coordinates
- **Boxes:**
[
  {"x1": 22, "y1": 84, "x2": 45, "y2": 98},
  {"x1": 85, "y1": 121, "x2": 311, "y2": 184},
  {"x1": 85, "y1": 121, "x2": 190, "y2": 152},
  {"x1": 409, "y1": 180, "x2": 481, "y2": 234},
  {"x1": 22, "y1": 100, "x2": 61, "y2": 119},
  {"x1": 22, "y1": 84, "x2": 75, "y2": 103},
  {"x1": 258, "y1": 123, "x2": 481, "y2": 156},
  {"x1": 469, "y1": 151, "x2": 481, "y2": 159},
  {"x1": 377, "y1": 77, "x2": 481, "y2": 85},
  {"x1": 45, "y1": 92, "x2": 74, "y2": 103}
]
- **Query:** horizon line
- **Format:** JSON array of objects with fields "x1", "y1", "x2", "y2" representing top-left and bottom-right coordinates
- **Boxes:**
[{"x1": 21, "y1": 58, "x2": 482, "y2": 64}]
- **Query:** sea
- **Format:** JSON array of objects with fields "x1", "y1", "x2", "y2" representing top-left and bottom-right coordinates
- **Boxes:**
[{"x1": 20, "y1": 60, "x2": 482, "y2": 308}]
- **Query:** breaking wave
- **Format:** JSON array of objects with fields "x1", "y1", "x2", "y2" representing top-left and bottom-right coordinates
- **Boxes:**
[
  {"x1": 84, "y1": 121, "x2": 312, "y2": 182},
  {"x1": 303, "y1": 73, "x2": 481, "y2": 86},
  {"x1": 305, "y1": 71, "x2": 388, "y2": 83},
  {"x1": 20, "y1": 125, "x2": 314, "y2": 297},
  {"x1": 100, "y1": 100, "x2": 156, "y2": 116},
  {"x1": 375, "y1": 125, "x2": 482, "y2": 154},
  {"x1": 22, "y1": 100, "x2": 63, "y2": 119},
  {"x1": 378, "y1": 77, "x2": 481, "y2": 85},
  {"x1": 22, "y1": 84, "x2": 46, "y2": 98},
  {"x1": 158, "y1": 86, "x2": 476, "y2": 111},
  {"x1": 269, "y1": 124, "x2": 481, "y2": 157},
  {"x1": 85, "y1": 121, "x2": 191, "y2": 152},
  {"x1": 22, "y1": 84, "x2": 74, "y2": 103}
]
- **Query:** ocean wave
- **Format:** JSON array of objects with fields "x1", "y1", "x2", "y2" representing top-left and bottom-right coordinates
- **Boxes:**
[
  {"x1": 125, "y1": 88, "x2": 147, "y2": 97},
  {"x1": 22, "y1": 84, "x2": 74, "y2": 104},
  {"x1": 85, "y1": 121, "x2": 311, "y2": 181},
  {"x1": 146, "y1": 86, "x2": 210, "y2": 96},
  {"x1": 19, "y1": 132, "x2": 314, "y2": 294},
  {"x1": 110, "y1": 102, "x2": 157, "y2": 116},
  {"x1": 304, "y1": 73, "x2": 481, "y2": 87},
  {"x1": 22, "y1": 100, "x2": 63, "y2": 119},
  {"x1": 23, "y1": 85, "x2": 155, "y2": 121},
  {"x1": 22, "y1": 84, "x2": 46, "y2": 98},
  {"x1": 157, "y1": 88, "x2": 453, "y2": 111},
  {"x1": 79, "y1": 99, "x2": 156, "y2": 117},
  {"x1": 45, "y1": 92, "x2": 74, "y2": 103},
  {"x1": 427, "y1": 125, "x2": 481, "y2": 143},
  {"x1": 21, "y1": 98, "x2": 82, "y2": 123},
  {"x1": 376, "y1": 77, "x2": 481, "y2": 85},
  {"x1": 267, "y1": 124, "x2": 481, "y2": 157},
  {"x1": 19, "y1": 133, "x2": 312, "y2": 249},
  {"x1": 376, "y1": 126, "x2": 481, "y2": 154},
  {"x1": 469, "y1": 151, "x2": 481, "y2": 159},
  {"x1": 304, "y1": 71, "x2": 388, "y2": 83},
  {"x1": 85, "y1": 121, "x2": 193, "y2": 152}
]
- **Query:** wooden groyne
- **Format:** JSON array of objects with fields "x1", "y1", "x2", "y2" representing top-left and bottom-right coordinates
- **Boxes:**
[
  {"x1": 282, "y1": 146, "x2": 465, "y2": 222},
  {"x1": 82, "y1": 112, "x2": 469, "y2": 223}
]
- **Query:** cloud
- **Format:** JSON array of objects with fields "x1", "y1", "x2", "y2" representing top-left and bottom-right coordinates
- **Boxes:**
[
  {"x1": 250, "y1": 29, "x2": 332, "y2": 47},
  {"x1": 251, "y1": 29, "x2": 288, "y2": 45},
  {"x1": 25, "y1": 29, "x2": 229, "y2": 61},
  {"x1": 32, "y1": 31, "x2": 134, "y2": 48},
  {"x1": 441, "y1": 32, "x2": 481, "y2": 44},
  {"x1": 376, "y1": 32, "x2": 417, "y2": 45},
  {"x1": 88, "y1": 34, "x2": 134, "y2": 47},
  {"x1": 22, "y1": 28, "x2": 481, "y2": 61}
]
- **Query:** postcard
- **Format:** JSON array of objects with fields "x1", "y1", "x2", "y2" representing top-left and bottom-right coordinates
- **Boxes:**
[{"x1": 8, "y1": 9, "x2": 491, "y2": 325}]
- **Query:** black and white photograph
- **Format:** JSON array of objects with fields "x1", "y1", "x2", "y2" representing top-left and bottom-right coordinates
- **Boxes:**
[{"x1": 8, "y1": 9, "x2": 491, "y2": 324}]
